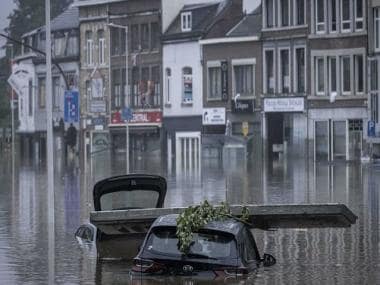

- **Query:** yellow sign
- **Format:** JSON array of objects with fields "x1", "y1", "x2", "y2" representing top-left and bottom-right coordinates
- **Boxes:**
[{"x1": 242, "y1": 122, "x2": 249, "y2": 137}]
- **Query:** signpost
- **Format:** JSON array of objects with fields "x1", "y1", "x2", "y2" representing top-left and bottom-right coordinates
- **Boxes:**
[{"x1": 64, "y1": 90, "x2": 79, "y2": 123}]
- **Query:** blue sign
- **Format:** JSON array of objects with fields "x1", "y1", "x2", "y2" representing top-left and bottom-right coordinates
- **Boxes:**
[
  {"x1": 64, "y1": 90, "x2": 79, "y2": 123},
  {"x1": 122, "y1": 107, "x2": 133, "y2": 121},
  {"x1": 368, "y1": 120, "x2": 376, "y2": 137}
]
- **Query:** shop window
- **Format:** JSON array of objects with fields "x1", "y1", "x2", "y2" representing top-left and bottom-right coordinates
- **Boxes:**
[
  {"x1": 315, "y1": 121, "x2": 329, "y2": 160},
  {"x1": 264, "y1": 49, "x2": 275, "y2": 93},
  {"x1": 333, "y1": 121, "x2": 346, "y2": 160},
  {"x1": 315, "y1": 0, "x2": 325, "y2": 33},
  {"x1": 208, "y1": 65, "x2": 222, "y2": 100},
  {"x1": 182, "y1": 67, "x2": 193, "y2": 103},
  {"x1": 38, "y1": 77, "x2": 46, "y2": 108},
  {"x1": 234, "y1": 64, "x2": 254, "y2": 97},
  {"x1": 280, "y1": 49, "x2": 290, "y2": 94},
  {"x1": 341, "y1": 0, "x2": 351, "y2": 32}
]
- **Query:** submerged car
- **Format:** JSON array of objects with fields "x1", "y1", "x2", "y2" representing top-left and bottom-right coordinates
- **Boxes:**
[{"x1": 132, "y1": 214, "x2": 276, "y2": 279}]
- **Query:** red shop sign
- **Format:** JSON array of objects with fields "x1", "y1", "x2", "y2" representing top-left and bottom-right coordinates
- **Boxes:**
[{"x1": 111, "y1": 111, "x2": 162, "y2": 124}]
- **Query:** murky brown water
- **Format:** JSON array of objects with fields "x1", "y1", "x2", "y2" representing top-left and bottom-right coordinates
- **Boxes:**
[{"x1": 1, "y1": 150, "x2": 380, "y2": 284}]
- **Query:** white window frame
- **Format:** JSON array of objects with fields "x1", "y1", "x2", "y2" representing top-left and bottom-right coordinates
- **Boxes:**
[
  {"x1": 278, "y1": 47, "x2": 291, "y2": 94},
  {"x1": 263, "y1": 48, "x2": 276, "y2": 94},
  {"x1": 164, "y1": 67, "x2": 171, "y2": 104},
  {"x1": 231, "y1": 58, "x2": 256, "y2": 99},
  {"x1": 181, "y1": 12, "x2": 192, "y2": 32},
  {"x1": 99, "y1": 37, "x2": 106, "y2": 66},
  {"x1": 264, "y1": 0, "x2": 275, "y2": 28},
  {"x1": 354, "y1": 54, "x2": 364, "y2": 95},
  {"x1": 293, "y1": 0, "x2": 306, "y2": 26},
  {"x1": 86, "y1": 38, "x2": 94, "y2": 66},
  {"x1": 374, "y1": 8, "x2": 380, "y2": 52},
  {"x1": 293, "y1": 46, "x2": 306, "y2": 94},
  {"x1": 315, "y1": 0, "x2": 325, "y2": 34},
  {"x1": 279, "y1": 0, "x2": 290, "y2": 27},
  {"x1": 341, "y1": 55, "x2": 351, "y2": 95},
  {"x1": 354, "y1": 0, "x2": 363, "y2": 31},
  {"x1": 328, "y1": 56, "x2": 338, "y2": 95},
  {"x1": 341, "y1": 0, "x2": 352, "y2": 33},
  {"x1": 207, "y1": 61, "x2": 222, "y2": 101},
  {"x1": 315, "y1": 56, "x2": 325, "y2": 96}
]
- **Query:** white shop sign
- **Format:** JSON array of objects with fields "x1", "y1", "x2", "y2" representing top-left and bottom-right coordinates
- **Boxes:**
[
  {"x1": 264, "y1": 97, "x2": 305, "y2": 112},
  {"x1": 203, "y1": 108, "x2": 226, "y2": 125}
]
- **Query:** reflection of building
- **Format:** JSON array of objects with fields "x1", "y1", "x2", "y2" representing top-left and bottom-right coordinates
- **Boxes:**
[
  {"x1": 308, "y1": 0, "x2": 368, "y2": 161},
  {"x1": 14, "y1": 6, "x2": 80, "y2": 160},
  {"x1": 261, "y1": 0, "x2": 308, "y2": 160}
]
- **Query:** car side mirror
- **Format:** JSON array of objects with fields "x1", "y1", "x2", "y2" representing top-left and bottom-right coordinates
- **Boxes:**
[{"x1": 262, "y1": 253, "x2": 276, "y2": 267}]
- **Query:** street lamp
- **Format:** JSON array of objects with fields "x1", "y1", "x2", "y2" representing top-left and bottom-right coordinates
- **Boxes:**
[{"x1": 108, "y1": 22, "x2": 130, "y2": 174}]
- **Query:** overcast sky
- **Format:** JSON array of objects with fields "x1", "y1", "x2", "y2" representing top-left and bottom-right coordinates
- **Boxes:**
[{"x1": 0, "y1": 1, "x2": 16, "y2": 57}]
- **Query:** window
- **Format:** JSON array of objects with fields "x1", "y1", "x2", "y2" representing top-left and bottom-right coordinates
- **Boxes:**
[
  {"x1": 341, "y1": 56, "x2": 351, "y2": 94},
  {"x1": 67, "y1": 32, "x2": 79, "y2": 56},
  {"x1": 265, "y1": 50, "x2": 275, "y2": 93},
  {"x1": 181, "y1": 12, "x2": 192, "y2": 32},
  {"x1": 371, "y1": 94, "x2": 379, "y2": 123},
  {"x1": 112, "y1": 69, "x2": 121, "y2": 109},
  {"x1": 53, "y1": 32, "x2": 65, "y2": 57},
  {"x1": 150, "y1": 22, "x2": 159, "y2": 50},
  {"x1": 341, "y1": 0, "x2": 351, "y2": 32},
  {"x1": 140, "y1": 24, "x2": 149, "y2": 51},
  {"x1": 295, "y1": 0, "x2": 305, "y2": 25},
  {"x1": 85, "y1": 31, "x2": 93, "y2": 66},
  {"x1": 330, "y1": 0, "x2": 338, "y2": 32},
  {"x1": 234, "y1": 64, "x2": 254, "y2": 97},
  {"x1": 182, "y1": 67, "x2": 193, "y2": 103},
  {"x1": 316, "y1": 0, "x2": 325, "y2": 33},
  {"x1": 28, "y1": 79, "x2": 33, "y2": 116},
  {"x1": 111, "y1": 28, "x2": 120, "y2": 55},
  {"x1": 295, "y1": 47, "x2": 305, "y2": 93},
  {"x1": 370, "y1": 59, "x2": 378, "y2": 92},
  {"x1": 280, "y1": 0, "x2": 289, "y2": 27},
  {"x1": 98, "y1": 30, "x2": 105, "y2": 65},
  {"x1": 375, "y1": 8, "x2": 380, "y2": 51},
  {"x1": 53, "y1": 77, "x2": 61, "y2": 110},
  {"x1": 165, "y1": 68, "x2": 171, "y2": 104},
  {"x1": 38, "y1": 77, "x2": 46, "y2": 108},
  {"x1": 355, "y1": 54, "x2": 364, "y2": 94},
  {"x1": 265, "y1": 0, "x2": 274, "y2": 28},
  {"x1": 151, "y1": 66, "x2": 160, "y2": 107},
  {"x1": 316, "y1": 57, "x2": 324, "y2": 95},
  {"x1": 131, "y1": 24, "x2": 139, "y2": 51},
  {"x1": 354, "y1": 0, "x2": 363, "y2": 30},
  {"x1": 328, "y1": 57, "x2": 337, "y2": 93},
  {"x1": 208, "y1": 65, "x2": 222, "y2": 100},
  {"x1": 280, "y1": 49, "x2": 290, "y2": 94}
]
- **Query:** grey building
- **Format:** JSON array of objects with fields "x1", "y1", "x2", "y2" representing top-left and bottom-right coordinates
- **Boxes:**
[
  {"x1": 14, "y1": 6, "x2": 80, "y2": 161},
  {"x1": 308, "y1": 0, "x2": 367, "y2": 161},
  {"x1": 261, "y1": 0, "x2": 308, "y2": 160}
]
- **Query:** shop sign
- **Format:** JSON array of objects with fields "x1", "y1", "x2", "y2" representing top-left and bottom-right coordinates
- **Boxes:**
[
  {"x1": 203, "y1": 108, "x2": 226, "y2": 125},
  {"x1": 90, "y1": 100, "x2": 106, "y2": 113},
  {"x1": 231, "y1": 99, "x2": 254, "y2": 113},
  {"x1": 221, "y1": 61, "x2": 228, "y2": 101},
  {"x1": 111, "y1": 110, "x2": 162, "y2": 125},
  {"x1": 264, "y1": 97, "x2": 305, "y2": 112}
]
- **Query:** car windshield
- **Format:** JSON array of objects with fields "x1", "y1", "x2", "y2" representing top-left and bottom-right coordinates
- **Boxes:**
[
  {"x1": 144, "y1": 227, "x2": 237, "y2": 259},
  {"x1": 100, "y1": 190, "x2": 159, "y2": 210}
]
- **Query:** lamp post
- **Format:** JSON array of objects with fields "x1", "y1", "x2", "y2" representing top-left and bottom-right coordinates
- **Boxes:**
[{"x1": 108, "y1": 23, "x2": 129, "y2": 173}]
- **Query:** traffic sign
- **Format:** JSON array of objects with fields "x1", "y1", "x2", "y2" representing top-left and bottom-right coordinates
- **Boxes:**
[
  {"x1": 122, "y1": 107, "x2": 133, "y2": 121},
  {"x1": 64, "y1": 90, "x2": 79, "y2": 123},
  {"x1": 368, "y1": 121, "x2": 376, "y2": 137}
]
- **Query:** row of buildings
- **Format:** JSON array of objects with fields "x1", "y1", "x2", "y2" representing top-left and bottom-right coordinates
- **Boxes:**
[{"x1": 12, "y1": 0, "x2": 380, "y2": 170}]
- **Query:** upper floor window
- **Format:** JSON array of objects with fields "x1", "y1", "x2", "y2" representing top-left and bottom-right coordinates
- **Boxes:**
[
  {"x1": 264, "y1": 49, "x2": 275, "y2": 94},
  {"x1": 85, "y1": 31, "x2": 93, "y2": 66},
  {"x1": 53, "y1": 32, "x2": 65, "y2": 57},
  {"x1": 140, "y1": 24, "x2": 149, "y2": 51},
  {"x1": 53, "y1": 77, "x2": 61, "y2": 110},
  {"x1": 182, "y1": 67, "x2": 193, "y2": 103},
  {"x1": 131, "y1": 24, "x2": 139, "y2": 51},
  {"x1": 28, "y1": 79, "x2": 33, "y2": 116},
  {"x1": 354, "y1": 0, "x2": 363, "y2": 30},
  {"x1": 165, "y1": 68, "x2": 171, "y2": 104},
  {"x1": 233, "y1": 61, "x2": 255, "y2": 98},
  {"x1": 38, "y1": 77, "x2": 46, "y2": 108},
  {"x1": 330, "y1": 0, "x2": 338, "y2": 32},
  {"x1": 208, "y1": 64, "x2": 222, "y2": 100},
  {"x1": 315, "y1": 0, "x2": 325, "y2": 33},
  {"x1": 279, "y1": 49, "x2": 290, "y2": 94},
  {"x1": 181, "y1": 12, "x2": 192, "y2": 32},
  {"x1": 315, "y1": 57, "x2": 325, "y2": 95},
  {"x1": 341, "y1": 56, "x2": 351, "y2": 94},
  {"x1": 375, "y1": 8, "x2": 380, "y2": 51},
  {"x1": 98, "y1": 30, "x2": 105, "y2": 65},
  {"x1": 265, "y1": 0, "x2": 274, "y2": 28},
  {"x1": 341, "y1": 0, "x2": 351, "y2": 32},
  {"x1": 67, "y1": 31, "x2": 79, "y2": 56},
  {"x1": 295, "y1": 47, "x2": 306, "y2": 93},
  {"x1": 150, "y1": 22, "x2": 159, "y2": 50},
  {"x1": 280, "y1": 0, "x2": 290, "y2": 27},
  {"x1": 295, "y1": 0, "x2": 305, "y2": 25}
]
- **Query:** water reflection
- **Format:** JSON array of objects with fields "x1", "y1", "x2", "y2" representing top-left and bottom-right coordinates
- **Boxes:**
[{"x1": 1, "y1": 149, "x2": 380, "y2": 284}]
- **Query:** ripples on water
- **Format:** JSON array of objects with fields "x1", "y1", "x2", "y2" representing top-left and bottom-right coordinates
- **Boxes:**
[{"x1": 0, "y1": 151, "x2": 380, "y2": 284}]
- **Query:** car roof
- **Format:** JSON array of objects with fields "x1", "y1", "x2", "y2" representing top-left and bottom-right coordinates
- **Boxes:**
[{"x1": 151, "y1": 214, "x2": 244, "y2": 236}]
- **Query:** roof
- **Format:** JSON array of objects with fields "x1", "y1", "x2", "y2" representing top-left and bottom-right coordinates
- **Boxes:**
[
  {"x1": 162, "y1": 0, "x2": 230, "y2": 42},
  {"x1": 73, "y1": 0, "x2": 123, "y2": 7},
  {"x1": 23, "y1": 6, "x2": 79, "y2": 37},
  {"x1": 227, "y1": 8, "x2": 261, "y2": 37},
  {"x1": 151, "y1": 214, "x2": 244, "y2": 236}
]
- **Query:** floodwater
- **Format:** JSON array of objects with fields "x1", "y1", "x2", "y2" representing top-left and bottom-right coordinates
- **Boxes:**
[{"x1": 1, "y1": 149, "x2": 380, "y2": 284}]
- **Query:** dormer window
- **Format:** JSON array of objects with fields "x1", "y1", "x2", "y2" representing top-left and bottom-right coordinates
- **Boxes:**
[{"x1": 181, "y1": 12, "x2": 192, "y2": 32}]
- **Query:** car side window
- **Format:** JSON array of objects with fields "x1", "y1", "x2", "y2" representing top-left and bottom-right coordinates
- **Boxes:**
[{"x1": 243, "y1": 228, "x2": 260, "y2": 262}]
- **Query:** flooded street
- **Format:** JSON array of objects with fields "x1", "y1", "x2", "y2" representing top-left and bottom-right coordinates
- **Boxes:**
[{"x1": 1, "y1": 150, "x2": 380, "y2": 284}]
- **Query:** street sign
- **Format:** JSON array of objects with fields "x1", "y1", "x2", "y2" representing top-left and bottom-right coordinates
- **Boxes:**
[
  {"x1": 122, "y1": 107, "x2": 133, "y2": 121},
  {"x1": 368, "y1": 120, "x2": 376, "y2": 137},
  {"x1": 64, "y1": 90, "x2": 79, "y2": 123}
]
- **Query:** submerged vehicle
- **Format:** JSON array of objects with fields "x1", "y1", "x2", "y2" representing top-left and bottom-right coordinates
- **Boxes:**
[
  {"x1": 132, "y1": 214, "x2": 276, "y2": 279},
  {"x1": 75, "y1": 174, "x2": 167, "y2": 259}
]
